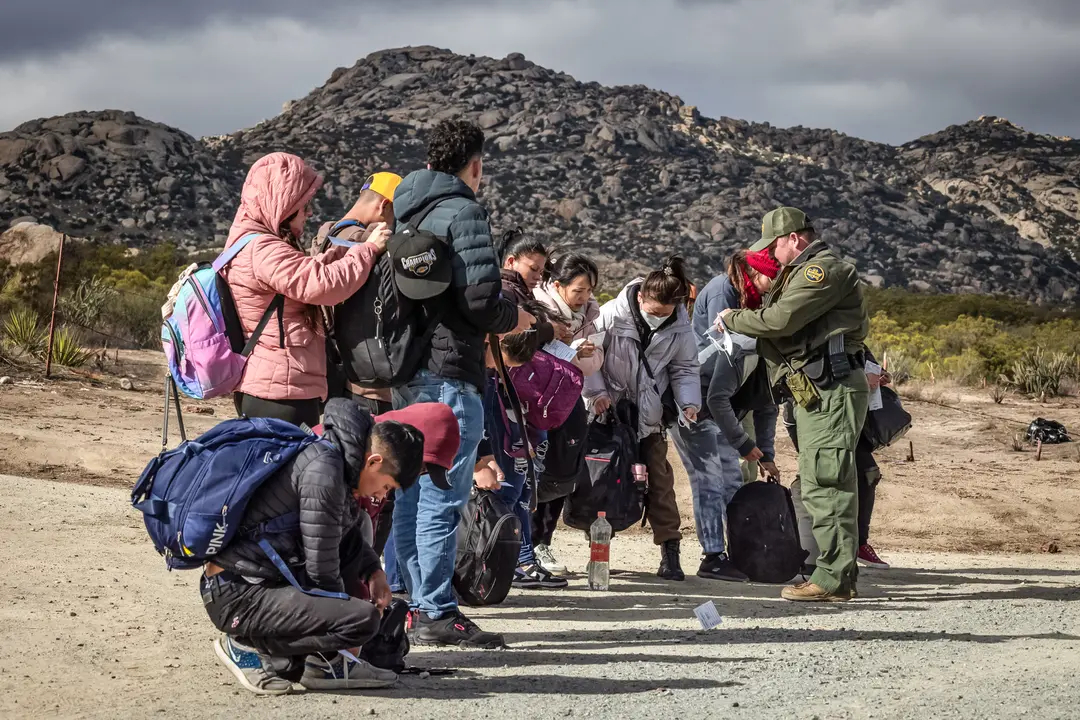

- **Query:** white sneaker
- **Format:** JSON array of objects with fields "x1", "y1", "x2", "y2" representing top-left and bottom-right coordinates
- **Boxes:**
[
  {"x1": 535, "y1": 544, "x2": 567, "y2": 575},
  {"x1": 300, "y1": 651, "x2": 397, "y2": 690},
  {"x1": 213, "y1": 635, "x2": 293, "y2": 696}
]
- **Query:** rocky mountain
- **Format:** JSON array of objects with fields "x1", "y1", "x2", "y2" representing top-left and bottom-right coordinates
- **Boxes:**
[{"x1": 1, "y1": 46, "x2": 1078, "y2": 303}]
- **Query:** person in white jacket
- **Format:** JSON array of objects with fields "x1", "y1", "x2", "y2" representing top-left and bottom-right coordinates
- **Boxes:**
[
  {"x1": 585, "y1": 256, "x2": 701, "y2": 581},
  {"x1": 530, "y1": 254, "x2": 604, "y2": 574}
]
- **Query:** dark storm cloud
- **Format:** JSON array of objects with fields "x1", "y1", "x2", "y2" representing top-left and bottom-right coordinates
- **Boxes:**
[{"x1": 0, "y1": 0, "x2": 1077, "y2": 143}]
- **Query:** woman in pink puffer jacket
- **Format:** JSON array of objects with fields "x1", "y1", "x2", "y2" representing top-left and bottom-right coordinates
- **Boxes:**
[{"x1": 221, "y1": 152, "x2": 388, "y2": 426}]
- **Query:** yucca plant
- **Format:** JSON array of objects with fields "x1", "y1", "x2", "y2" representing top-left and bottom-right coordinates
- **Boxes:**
[
  {"x1": 50, "y1": 326, "x2": 90, "y2": 368},
  {"x1": 2, "y1": 307, "x2": 46, "y2": 357},
  {"x1": 1002, "y1": 348, "x2": 1077, "y2": 400}
]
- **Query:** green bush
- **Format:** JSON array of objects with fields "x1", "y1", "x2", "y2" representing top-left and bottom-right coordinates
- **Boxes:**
[
  {"x1": 1001, "y1": 348, "x2": 1078, "y2": 399},
  {"x1": 2, "y1": 307, "x2": 46, "y2": 357},
  {"x1": 50, "y1": 327, "x2": 90, "y2": 368}
]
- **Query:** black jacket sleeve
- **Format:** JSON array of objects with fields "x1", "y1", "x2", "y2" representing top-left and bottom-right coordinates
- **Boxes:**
[
  {"x1": 449, "y1": 204, "x2": 517, "y2": 334},
  {"x1": 294, "y1": 448, "x2": 349, "y2": 594}
]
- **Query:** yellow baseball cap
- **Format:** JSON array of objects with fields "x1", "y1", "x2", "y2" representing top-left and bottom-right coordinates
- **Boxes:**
[{"x1": 362, "y1": 172, "x2": 403, "y2": 202}]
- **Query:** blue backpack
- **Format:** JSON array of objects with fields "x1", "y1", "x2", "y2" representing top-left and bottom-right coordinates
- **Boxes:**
[{"x1": 131, "y1": 416, "x2": 348, "y2": 599}]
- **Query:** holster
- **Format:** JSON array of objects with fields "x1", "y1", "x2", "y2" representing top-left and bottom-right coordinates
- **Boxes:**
[{"x1": 784, "y1": 371, "x2": 821, "y2": 411}]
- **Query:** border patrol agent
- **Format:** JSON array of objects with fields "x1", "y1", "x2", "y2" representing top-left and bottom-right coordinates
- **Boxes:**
[{"x1": 720, "y1": 207, "x2": 869, "y2": 602}]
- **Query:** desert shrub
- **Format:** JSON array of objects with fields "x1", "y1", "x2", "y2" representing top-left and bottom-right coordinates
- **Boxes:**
[
  {"x1": 60, "y1": 276, "x2": 116, "y2": 328},
  {"x1": 50, "y1": 327, "x2": 90, "y2": 368},
  {"x1": 989, "y1": 385, "x2": 1008, "y2": 404},
  {"x1": 2, "y1": 307, "x2": 46, "y2": 357},
  {"x1": 1001, "y1": 348, "x2": 1077, "y2": 399}
]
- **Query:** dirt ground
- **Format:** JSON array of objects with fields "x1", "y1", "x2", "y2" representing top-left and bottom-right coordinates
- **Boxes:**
[
  {"x1": 2, "y1": 350, "x2": 1078, "y2": 555},
  {"x1": 2, "y1": 474, "x2": 1079, "y2": 720}
]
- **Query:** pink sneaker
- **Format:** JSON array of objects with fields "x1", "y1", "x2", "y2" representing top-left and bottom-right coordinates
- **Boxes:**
[{"x1": 857, "y1": 544, "x2": 889, "y2": 569}]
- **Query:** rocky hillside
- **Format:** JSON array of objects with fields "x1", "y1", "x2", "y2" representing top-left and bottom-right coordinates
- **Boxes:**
[{"x1": 2, "y1": 47, "x2": 1078, "y2": 303}]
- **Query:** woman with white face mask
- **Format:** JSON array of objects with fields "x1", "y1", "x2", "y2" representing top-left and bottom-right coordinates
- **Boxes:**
[{"x1": 584, "y1": 256, "x2": 701, "y2": 581}]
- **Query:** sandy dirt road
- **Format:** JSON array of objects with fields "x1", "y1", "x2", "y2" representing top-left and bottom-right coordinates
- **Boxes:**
[{"x1": 2, "y1": 474, "x2": 1079, "y2": 720}]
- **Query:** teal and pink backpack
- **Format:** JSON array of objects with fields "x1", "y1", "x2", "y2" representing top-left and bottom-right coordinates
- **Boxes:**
[{"x1": 161, "y1": 233, "x2": 283, "y2": 400}]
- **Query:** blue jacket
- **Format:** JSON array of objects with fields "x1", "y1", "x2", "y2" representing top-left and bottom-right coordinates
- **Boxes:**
[{"x1": 394, "y1": 170, "x2": 518, "y2": 390}]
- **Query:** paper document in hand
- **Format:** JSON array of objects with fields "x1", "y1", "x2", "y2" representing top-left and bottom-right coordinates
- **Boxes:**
[
  {"x1": 587, "y1": 331, "x2": 606, "y2": 347},
  {"x1": 865, "y1": 360, "x2": 884, "y2": 411},
  {"x1": 693, "y1": 600, "x2": 722, "y2": 630},
  {"x1": 543, "y1": 341, "x2": 579, "y2": 363}
]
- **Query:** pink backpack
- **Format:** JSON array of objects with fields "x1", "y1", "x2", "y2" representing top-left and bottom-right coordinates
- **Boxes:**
[{"x1": 508, "y1": 350, "x2": 584, "y2": 430}]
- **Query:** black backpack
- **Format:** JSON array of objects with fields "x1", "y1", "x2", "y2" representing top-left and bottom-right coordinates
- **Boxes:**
[
  {"x1": 726, "y1": 479, "x2": 807, "y2": 584},
  {"x1": 537, "y1": 398, "x2": 588, "y2": 503},
  {"x1": 359, "y1": 598, "x2": 410, "y2": 673},
  {"x1": 454, "y1": 490, "x2": 522, "y2": 607},
  {"x1": 331, "y1": 197, "x2": 452, "y2": 389},
  {"x1": 1026, "y1": 417, "x2": 1071, "y2": 445},
  {"x1": 862, "y1": 386, "x2": 913, "y2": 451},
  {"x1": 562, "y1": 401, "x2": 644, "y2": 533}
]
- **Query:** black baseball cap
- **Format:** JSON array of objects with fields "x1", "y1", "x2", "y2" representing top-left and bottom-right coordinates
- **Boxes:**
[{"x1": 389, "y1": 226, "x2": 452, "y2": 300}]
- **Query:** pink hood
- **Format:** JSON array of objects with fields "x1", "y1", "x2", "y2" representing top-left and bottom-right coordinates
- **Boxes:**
[
  {"x1": 227, "y1": 152, "x2": 323, "y2": 245},
  {"x1": 221, "y1": 153, "x2": 380, "y2": 402}
]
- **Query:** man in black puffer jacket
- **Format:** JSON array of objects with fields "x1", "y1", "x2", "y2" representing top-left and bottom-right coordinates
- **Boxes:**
[
  {"x1": 389, "y1": 120, "x2": 532, "y2": 650},
  {"x1": 201, "y1": 399, "x2": 424, "y2": 695}
]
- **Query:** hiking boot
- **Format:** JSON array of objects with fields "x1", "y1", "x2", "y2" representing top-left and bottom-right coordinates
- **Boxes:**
[
  {"x1": 780, "y1": 582, "x2": 851, "y2": 603},
  {"x1": 657, "y1": 539, "x2": 685, "y2": 581},
  {"x1": 857, "y1": 544, "x2": 890, "y2": 569},
  {"x1": 213, "y1": 635, "x2": 294, "y2": 696},
  {"x1": 534, "y1": 544, "x2": 567, "y2": 575},
  {"x1": 412, "y1": 611, "x2": 506, "y2": 649},
  {"x1": 513, "y1": 563, "x2": 569, "y2": 590},
  {"x1": 300, "y1": 652, "x2": 398, "y2": 690},
  {"x1": 697, "y1": 553, "x2": 749, "y2": 582}
]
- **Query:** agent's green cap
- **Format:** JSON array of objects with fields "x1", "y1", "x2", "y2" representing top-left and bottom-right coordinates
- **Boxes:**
[{"x1": 749, "y1": 207, "x2": 813, "y2": 252}]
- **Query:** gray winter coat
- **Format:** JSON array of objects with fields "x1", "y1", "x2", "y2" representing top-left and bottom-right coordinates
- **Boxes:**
[
  {"x1": 394, "y1": 170, "x2": 518, "y2": 391},
  {"x1": 583, "y1": 280, "x2": 701, "y2": 439},
  {"x1": 212, "y1": 399, "x2": 380, "y2": 594},
  {"x1": 699, "y1": 330, "x2": 778, "y2": 460}
]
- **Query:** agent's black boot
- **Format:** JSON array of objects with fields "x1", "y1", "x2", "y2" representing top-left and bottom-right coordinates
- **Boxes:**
[{"x1": 657, "y1": 539, "x2": 685, "y2": 581}]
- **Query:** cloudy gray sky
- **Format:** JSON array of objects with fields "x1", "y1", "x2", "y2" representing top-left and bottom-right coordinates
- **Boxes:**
[{"x1": 0, "y1": 0, "x2": 1077, "y2": 144}]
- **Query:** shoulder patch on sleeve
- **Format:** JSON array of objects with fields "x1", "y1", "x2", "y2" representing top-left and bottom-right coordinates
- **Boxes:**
[{"x1": 803, "y1": 265, "x2": 826, "y2": 283}]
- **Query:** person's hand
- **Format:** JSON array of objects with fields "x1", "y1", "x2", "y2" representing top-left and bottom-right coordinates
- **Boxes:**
[
  {"x1": 592, "y1": 395, "x2": 612, "y2": 415},
  {"x1": 682, "y1": 407, "x2": 698, "y2": 423},
  {"x1": 367, "y1": 569, "x2": 392, "y2": 610},
  {"x1": 759, "y1": 460, "x2": 780, "y2": 480},
  {"x1": 514, "y1": 307, "x2": 537, "y2": 333},
  {"x1": 744, "y1": 446, "x2": 764, "y2": 463},
  {"x1": 716, "y1": 308, "x2": 735, "y2": 331},
  {"x1": 553, "y1": 321, "x2": 573, "y2": 344},
  {"x1": 474, "y1": 461, "x2": 503, "y2": 491},
  {"x1": 880, "y1": 370, "x2": 892, "y2": 387},
  {"x1": 365, "y1": 222, "x2": 391, "y2": 254},
  {"x1": 866, "y1": 372, "x2": 882, "y2": 391},
  {"x1": 576, "y1": 340, "x2": 597, "y2": 359}
]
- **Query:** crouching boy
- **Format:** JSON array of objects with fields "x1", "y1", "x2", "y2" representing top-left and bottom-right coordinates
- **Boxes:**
[{"x1": 201, "y1": 398, "x2": 428, "y2": 695}]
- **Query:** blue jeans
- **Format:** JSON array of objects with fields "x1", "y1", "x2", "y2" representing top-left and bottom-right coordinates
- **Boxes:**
[
  {"x1": 670, "y1": 418, "x2": 743, "y2": 555},
  {"x1": 483, "y1": 377, "x2": 546, "y2": 567},
  {"x1": 382, "y1": 533, "x2": 403, "y2": 593},
  {"x1": 392, "y1": 371, "x2": 484, "y2": 619}
]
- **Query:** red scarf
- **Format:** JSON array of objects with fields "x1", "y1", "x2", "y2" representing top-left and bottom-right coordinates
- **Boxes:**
[{"x1": 742, "y1": 274, "x2": 763, "y2": 310}]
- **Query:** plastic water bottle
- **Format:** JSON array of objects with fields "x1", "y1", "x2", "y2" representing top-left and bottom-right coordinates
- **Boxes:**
[{"x1": 588, "y1": 512, "x2": 612, "y2": 591}]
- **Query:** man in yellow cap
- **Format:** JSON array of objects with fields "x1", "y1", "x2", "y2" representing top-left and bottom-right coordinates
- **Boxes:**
[{"x1": 313, "y1": 171, "x2": 404, "y2": 410}]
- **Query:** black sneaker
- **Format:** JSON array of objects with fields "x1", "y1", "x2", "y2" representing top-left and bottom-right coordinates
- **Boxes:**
[
  {"x1": 412, "y1": 611, "x2": 506, "y2": 649},
  {"x1": 697, "y1": 553, "x2": 749, "y2": 582},
  {"x1": 657, "y1": 539, "x2": 685, "y2": 581},
  {"x1": 512, "y1": 563, "x2": 569, "y2": 590}
]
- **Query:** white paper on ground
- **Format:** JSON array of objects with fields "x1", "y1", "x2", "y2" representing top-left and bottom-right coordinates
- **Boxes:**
[
  {"x1": 865, "y1": 360, "x2": 884, "y2": 411},
  {"x1": 693, "y1": 600, "x2": 722, "y2": 630},
  {"x1": 543, "y1": 340, "x2": 578, "y2": 363}
]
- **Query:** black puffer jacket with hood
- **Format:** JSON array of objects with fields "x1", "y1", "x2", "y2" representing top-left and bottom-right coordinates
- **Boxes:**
[{"x1": 212, "y1": 399, "x2": 381, "y2": 594}]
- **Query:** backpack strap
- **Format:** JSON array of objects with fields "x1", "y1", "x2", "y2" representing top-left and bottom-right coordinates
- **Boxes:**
[
  {"x1": 212, "y1": 233, "x2": 261, "y2": 273},
  {"x1": 327, "y1": 220, "x2": 364, "y2": 249},
  {"x1": 489, "y1": 334, "x2": 539, "y2": 512},
  {"x1": 241, "y1": 294, "x2": 286, "y2": 356},
  {"x1": 257, "y1": 538, "x2": 350, "y2": 601}
]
